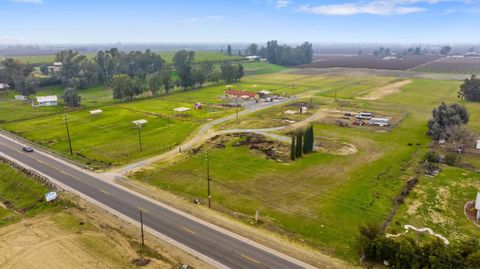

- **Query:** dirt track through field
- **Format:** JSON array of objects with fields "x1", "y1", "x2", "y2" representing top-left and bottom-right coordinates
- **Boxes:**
[{"x1": 357, "y1": 80, "x2": 412, "y2": 100}]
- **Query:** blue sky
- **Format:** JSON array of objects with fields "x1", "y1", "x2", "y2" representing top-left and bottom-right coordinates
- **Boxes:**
[{"x1": 1, "y1": 0, "x2": 480, "y2": 44}]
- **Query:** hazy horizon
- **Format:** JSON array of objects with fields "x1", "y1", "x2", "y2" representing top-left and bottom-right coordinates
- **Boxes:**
[{"x1": 2, "y1": 0, "x2": 480, "y2": 44}]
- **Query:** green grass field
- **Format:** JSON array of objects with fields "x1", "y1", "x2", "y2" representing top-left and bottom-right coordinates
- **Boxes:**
[
  {"x1": 0, "y1": 162, "x2": 66, "y2": 226},
  {"x1": 11, "y1": 51, "x2": 242, "y2": 64},
  {"x1": 131, "y1": 73, "x2": 480, "y2": 262}
]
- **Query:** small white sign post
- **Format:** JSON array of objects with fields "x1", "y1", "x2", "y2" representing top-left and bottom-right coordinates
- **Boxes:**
[{"x1": 45, "y1": 191, "x2": 57, "y2": 202}]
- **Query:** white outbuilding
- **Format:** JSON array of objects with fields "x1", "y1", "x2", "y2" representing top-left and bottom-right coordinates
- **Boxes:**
[
  {"x1": 36, "y1": 95, "x2": 58, "y2": 107},
  {"x1": 476, "y1": 192, "x2": 480, "y2": 221},
  {"x1": 89, "y1": 109, "x2": 103, "y2": 116}
]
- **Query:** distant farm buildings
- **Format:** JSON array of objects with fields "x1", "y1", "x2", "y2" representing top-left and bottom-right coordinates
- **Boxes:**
[
  {"x1": 36, "y1": 95, "x2": 58, "y2": 107},
  {"x1": 48, "y1": 62, "x2": 63, "y2": 73},
  {"x1": 225, "y1": 90, "x2": 259, "y2": 100}
]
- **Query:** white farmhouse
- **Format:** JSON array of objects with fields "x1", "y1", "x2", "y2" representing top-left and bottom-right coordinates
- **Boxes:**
[
  {"x1": 0, "y1": 83, "x2": 10, "y2": 90},
  {"x1": 36, "y1": 95, "x2": 58, "y2": 107},
  {"x1": 245, "y1": 55, "x2": 259, "y2": 61}
]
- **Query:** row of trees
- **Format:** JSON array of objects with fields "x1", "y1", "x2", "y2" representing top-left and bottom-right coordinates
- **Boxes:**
[
  {"x1": 261, "y1": 41, "x2": 313, "y2": 66},
  {"x1": 290, "y1": 126, "x2": 315, "y2": 161},
  {"x1": 359, "y1": 223, "x2": 480, "y2": 268},
  {"x1": 1, "y1": 48, "x2": 245, "y2": 104},
  {"x1": 0, "y1": 58, "x2": 38, "y2": 95},
  {"x1": 243, "y1": 41, "x2": 313, "y2": 66}
]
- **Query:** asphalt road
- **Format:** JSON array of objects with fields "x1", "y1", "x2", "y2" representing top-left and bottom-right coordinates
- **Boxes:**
[{"x1": 0, "y1": 134, "x2": 313, "y2": 269}]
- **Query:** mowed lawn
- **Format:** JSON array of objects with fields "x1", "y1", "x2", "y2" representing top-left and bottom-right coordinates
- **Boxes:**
[
  {"x1": 3, "y1": 107, "x2": 198, "y2": 168},
  {"x1": 131, "y1": 77, "x2": 480, "y2": 262}
]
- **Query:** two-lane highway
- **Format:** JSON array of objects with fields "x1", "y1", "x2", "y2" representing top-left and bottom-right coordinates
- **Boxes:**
[{"x1": 0, "y1": 134, "x2": 314, "y2": 269}]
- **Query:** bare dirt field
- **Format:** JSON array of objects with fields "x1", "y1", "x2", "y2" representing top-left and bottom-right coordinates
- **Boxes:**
[
  {"x1": 288, "y1": 67, "x2": 468, "y2": 80},
  {"x1": 357, "y1": 80, "x2": 412, "y2": 100},
  {"x1": 413, "y1": 57, "x2": 480, "y2": 74},
  {"x1": 0, "y1": 213, "x2": 155, "y2": 269},
  {"x1": 298, "y1": 55, "x2": 441, "y2": 70}
]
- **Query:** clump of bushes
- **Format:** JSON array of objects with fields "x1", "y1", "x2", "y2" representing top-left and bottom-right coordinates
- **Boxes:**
[
  {"x1": 445, "y1": 153, "x2": 457, "y2": 166},
  {"x1": 359, "y1": 224, "x2": 480, "y2": 268},
  {"x1": 424, "y1": 151, "x2": 440, "y2": 163}
]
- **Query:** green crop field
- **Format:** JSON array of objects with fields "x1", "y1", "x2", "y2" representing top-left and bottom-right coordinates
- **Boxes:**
[{"x1": 11, "y1": 51, "x2": 242, "y2": 64}]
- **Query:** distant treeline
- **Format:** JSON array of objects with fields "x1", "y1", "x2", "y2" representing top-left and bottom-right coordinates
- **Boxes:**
[
  {"x1": 244, "y1": 40, "x2": 313, "y2": 66},
  {"x1": 0, "y1": 48, "x2": 244, "y2": 104}
]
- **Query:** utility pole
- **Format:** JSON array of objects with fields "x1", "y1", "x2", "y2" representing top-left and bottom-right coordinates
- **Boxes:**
[
  {"x1": 64, "y1": 113, "x2": 73, "y2": 155},
  {"x1": 139, "y1": 209, "x2": 145, "y2": 257},
  {"x1": 235, "y1": 100, "x2": 239, "y2": 121},
  {"x1": 136, "y1": 124, "x2": 142, "y2": 151},
  {"x1": 205, "y1": 150, "x2": 211, "y2": 208}
]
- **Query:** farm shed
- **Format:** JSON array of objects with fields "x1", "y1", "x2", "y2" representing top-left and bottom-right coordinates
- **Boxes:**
[
  {"x1": 258, "y1": 90, "x2": 272, "y2": 99},
  {"x1": 14, "y1": 95, "x2": 27, "y2": 101},
  {"x1": 225, "y1": 90, "x2": 259, "y2": 100},
  {"x1": 89, "y1": 109, "x2": 103, "y2": 116},
  {"x1": 476, "y1": 193, "x2": 480, "y2": 221},
  {"x1": 36, "y1": 95, "x2": 58, "y2": 107}
]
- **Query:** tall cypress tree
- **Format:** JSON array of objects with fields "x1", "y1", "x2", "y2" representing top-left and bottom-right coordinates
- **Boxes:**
[
  {"x1": 303, "y1": 129, "x2": 309, "y2": 154},
  {"x1": 296, "y1": 133, "x2": 303, "y2": 158},
  {"x1": 290, "y1": 136, "x2": 296, "y2": 161},
  {"x1": 309, "y1": 126, "x2": 315, "y2": 152}
]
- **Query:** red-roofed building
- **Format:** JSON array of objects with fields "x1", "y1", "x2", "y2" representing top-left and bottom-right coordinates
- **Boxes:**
[{"x1": 225, "y1": 90, "x2": 259, "y2": 100}]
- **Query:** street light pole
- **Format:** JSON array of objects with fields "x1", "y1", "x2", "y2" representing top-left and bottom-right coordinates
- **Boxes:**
[{"x1": 64, "y1": 113, "x2": 73, "y2": 155}]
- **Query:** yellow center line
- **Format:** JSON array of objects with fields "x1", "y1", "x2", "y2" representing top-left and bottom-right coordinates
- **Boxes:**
[
  {"x1": 137, "y1": 207, "x2": 149, "y2": 213},
  {"x1": 0, "y1": 140, "x2": 83, "y2": 181},
  {"x1": 182, "y1": 227, "x2": 197, "y2": 235},
  {"x1": 241, "y1": 254, "x2": 261, "y2": 265},
  {"x1": 99, "y1": 189, "x2": 110, "y2": 195}
]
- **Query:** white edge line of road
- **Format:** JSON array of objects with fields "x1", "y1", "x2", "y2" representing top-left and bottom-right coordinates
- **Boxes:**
[
  {"x1": 1, "y1": 133, "x2": 317, "y2": 269},
  {"x1": 0, "y1": 151, "x2": 229, "y2": 269}
]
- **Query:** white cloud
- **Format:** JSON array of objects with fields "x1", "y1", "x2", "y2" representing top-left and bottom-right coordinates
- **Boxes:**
[
  {"x1": 297, "y1": 0, "x2": 452, "y2": 15},
  {"x1": 275, "y1": 0, "x2": 291, "y2": 8},
  {"x1": 179, "y1": 17, "x2": 200, "y2": 25},
  {"x1": 9, "y1": 0, "x2": 43, "y2": 3}
]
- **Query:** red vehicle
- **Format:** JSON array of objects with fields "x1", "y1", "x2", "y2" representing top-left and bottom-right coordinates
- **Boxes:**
[{"x1": 352, "y1": 120, "x2": 365, "y2": 126}]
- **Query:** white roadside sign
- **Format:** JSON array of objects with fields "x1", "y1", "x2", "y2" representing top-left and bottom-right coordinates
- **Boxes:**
[{"x1": 45, "y1": 191, "x2": 57, "y2": 202}]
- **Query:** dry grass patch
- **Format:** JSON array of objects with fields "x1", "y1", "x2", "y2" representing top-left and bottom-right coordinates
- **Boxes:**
[{"x1": 357, "y1": 80, "x2": 412, "y2": 100}]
